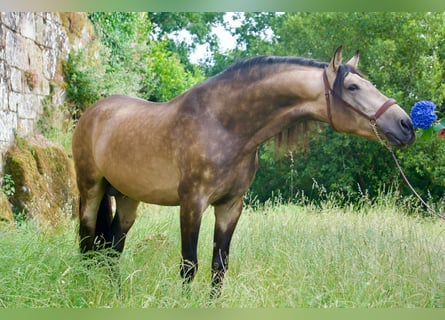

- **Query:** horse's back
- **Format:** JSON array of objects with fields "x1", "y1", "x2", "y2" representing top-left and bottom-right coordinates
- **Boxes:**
[{"x1": 78, "y1": 95, "x2": 160, "y2": 122}]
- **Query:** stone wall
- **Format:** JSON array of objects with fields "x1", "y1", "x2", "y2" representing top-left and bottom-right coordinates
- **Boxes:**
[{"x1": 0, "y1": 12, "x2": 91, "y2": 171}]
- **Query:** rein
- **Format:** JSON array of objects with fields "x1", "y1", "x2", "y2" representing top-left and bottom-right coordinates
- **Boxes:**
[
  {"x1": 372, "y1": 122, "x2": 445, "y2": 220},
  {"x1": 389, "y1": 148, "x2": 445, "y2": 220},
  {"x1": 323, "y1": 68, "x2": 445, "y2": 221}
]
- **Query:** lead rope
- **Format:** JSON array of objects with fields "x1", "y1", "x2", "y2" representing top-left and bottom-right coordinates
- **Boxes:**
[{"x1": 370, "y1": 121, "x2": 445, "y2": 220}]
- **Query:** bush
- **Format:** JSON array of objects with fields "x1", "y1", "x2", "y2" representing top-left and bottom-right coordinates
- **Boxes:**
[
  {"x1": 63, "y1": 46, "x2": 104, "y2": 120},
  {"x1": 63, "y1": 12, "x2": 205, "y2": 122}
]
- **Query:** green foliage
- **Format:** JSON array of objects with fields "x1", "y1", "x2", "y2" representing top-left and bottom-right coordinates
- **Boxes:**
[
  {"x1": 251, "y1": 130, "x2": 399, "y2": 204},
  {"x1": 0, "y1": 202, "x2": 443, "y2": 307},
  {"x1": 234, "y1": 12, "x2": 445, "y2": 113},
  {"x1": 141, "y1": 40, "x2": 204, "y2": 102},
  {"x1": 64, "y1": 13, "x2": 152, "y2": 118},
  {"x1": 62, "y1": 12, "x2": 445, "y2": 204},
  {"x1": 63, "y1": 47, "x2": 104, "y2": 119},
  {"x1": 396, "y1": 132, "x2": 445, "y2": 198},
  {"x1": 63, "y1": 12, "x2": 205, "y2": 120},
  {"x1": 0, "y1": 173, "x2": 26, "y2": 223},
  {"x1": 148, "y1": 12, "x2": 224, "y2": 42},
  {"x1": 148, "y1": 12, "x2": 224, "y2": 69},
  {"x1": 88, "y1": 12, "x2": 148, "y2": 66},
  {"x1": 223, "y1": 12, "x2": 445, "y2": 203},
  {"x1": 0, "y1": 173, "x2": 15, "y2": 199}
]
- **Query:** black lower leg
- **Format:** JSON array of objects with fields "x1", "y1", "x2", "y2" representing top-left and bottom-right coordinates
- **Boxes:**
[
  {"x1": 210, "y1": 248, "x2": 228, "y2": 298},
  {"x1": 107, "y1": 216, "x2": 126, "y2": 254},
  {"x1": 94, "y1": 195, "x2": 113, "y2": 248},
  {"x1": 211, "y1": 197, "x2": 243, "y2": 298},
  {"x1": 79, "y1": 223, "x2": 95, "y2": 253},
  {"x1": 178, "y1": 195, "x2": 207, "y2": 293},
  {"x1": 180, "y1": 257, "x2": 198, "y2": 284}
]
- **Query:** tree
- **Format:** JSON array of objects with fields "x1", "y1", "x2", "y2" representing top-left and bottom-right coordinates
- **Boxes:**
[
  {"x1": 226, "y1": 12, "x2": 445, "y2": 203},
  {"x1": 65, "y1": 12, "x2": 206, "y2": 116},
  {"x1": 147, "y1": 12, "x2": 225, "y2": 71},
  {"x1": 65, "y1": 12, "x2": 445, "y2": 204}
]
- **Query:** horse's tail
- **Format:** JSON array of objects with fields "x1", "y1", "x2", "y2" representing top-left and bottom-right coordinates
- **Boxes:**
[{"x1": 94, "y1": 194, "x2": 113, "y2": 246}]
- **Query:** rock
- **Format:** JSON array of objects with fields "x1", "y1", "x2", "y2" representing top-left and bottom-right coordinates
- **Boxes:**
[
  {"x1": 3, "y1": 134, "x2": 78, "y2": 225},
  {"x1": 0, "y1": 12, "x2": 94, "y2": 175}
]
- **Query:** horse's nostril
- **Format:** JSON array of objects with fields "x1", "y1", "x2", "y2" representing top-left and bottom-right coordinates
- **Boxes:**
[{"x1": 400, "y1": 118, "x2": 413, "y2": 133}]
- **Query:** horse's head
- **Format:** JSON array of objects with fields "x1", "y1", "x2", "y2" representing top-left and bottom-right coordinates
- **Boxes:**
[{"x1": 324, "y1": 46, "x2": 415, "y2": 147}]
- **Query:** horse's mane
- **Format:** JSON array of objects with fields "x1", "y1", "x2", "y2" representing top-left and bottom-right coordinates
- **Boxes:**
[
  {"x1": 221, "y1": 55, "x2": 362, "y2": 90},
  {"x1": 215, "y1": 56, "x2": 328, "y2": 84},
  {"x1": 223, "y1": 55, "x2": 328, "y2": 74}
]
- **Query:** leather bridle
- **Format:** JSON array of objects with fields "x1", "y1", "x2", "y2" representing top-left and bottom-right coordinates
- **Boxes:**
[{"x1": 322, "y1": 67, "x2": 397, "y2": 132}]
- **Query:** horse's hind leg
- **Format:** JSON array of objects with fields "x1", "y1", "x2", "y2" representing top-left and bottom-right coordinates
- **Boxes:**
[
  {"x1": 78, "y1": 180, "x2": 110, "y2": 253},
  {"x1": 107, "y1": 195, "x2": 139, "y2": 254}
]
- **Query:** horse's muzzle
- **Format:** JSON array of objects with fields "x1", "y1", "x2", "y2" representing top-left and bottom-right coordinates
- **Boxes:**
[{"x1": 385, "y1": 117, "x2": 415, "y2": 147}]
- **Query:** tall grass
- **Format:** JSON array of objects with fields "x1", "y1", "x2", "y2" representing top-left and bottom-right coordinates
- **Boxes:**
[{"x1": 0, "y1": 196, "x2": 443, "y2": 308}]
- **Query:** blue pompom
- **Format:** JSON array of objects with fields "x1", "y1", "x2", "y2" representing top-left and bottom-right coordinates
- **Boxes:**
[{"x1": 410, "y1": 100, "x2": 437, "y2": 129}]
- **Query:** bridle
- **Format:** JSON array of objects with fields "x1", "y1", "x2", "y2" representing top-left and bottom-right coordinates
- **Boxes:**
[{"x1": 322, "y1": 67, "x2": 397, "y2": 132}]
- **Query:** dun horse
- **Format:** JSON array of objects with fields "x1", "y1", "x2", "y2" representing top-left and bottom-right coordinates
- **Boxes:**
[{"x1": 72, "y1": 46, "x2": 415, "y2": 293}]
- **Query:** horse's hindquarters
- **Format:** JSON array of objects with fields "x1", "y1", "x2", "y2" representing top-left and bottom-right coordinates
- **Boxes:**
[{"x1": 74, "y1": 96, "x2": 182, "y2": 206}]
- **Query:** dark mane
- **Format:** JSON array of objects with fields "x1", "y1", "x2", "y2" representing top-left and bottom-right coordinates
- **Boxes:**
[
  {"x1": 217, "y1": 55, "x2": 363, "y2": 94},
  {"x1": 223, "y1": 55, "x2": 328, "y2": 74}
]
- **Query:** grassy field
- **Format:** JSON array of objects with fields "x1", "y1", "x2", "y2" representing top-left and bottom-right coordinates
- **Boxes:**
[{"x1": 0, "y1": 198, "x2": 443, "y2": 308}]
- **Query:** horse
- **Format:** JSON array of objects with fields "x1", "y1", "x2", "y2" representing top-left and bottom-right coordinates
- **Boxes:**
[{"x1": 72, "y1": 46, "x2": 415, "y2": 295}]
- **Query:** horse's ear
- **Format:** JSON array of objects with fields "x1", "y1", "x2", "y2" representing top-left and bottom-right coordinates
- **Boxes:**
[
  {"x1": 346, "y1": 50, "x2": 360, "y2": 68},
  {"x1": 328, "y1": 45, "x2": 343, "y2": 73}
]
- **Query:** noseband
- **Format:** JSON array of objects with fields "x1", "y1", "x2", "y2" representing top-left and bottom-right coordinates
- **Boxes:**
[{"x1": 322, "y1": 68, "x2": 397, "y2": 131}]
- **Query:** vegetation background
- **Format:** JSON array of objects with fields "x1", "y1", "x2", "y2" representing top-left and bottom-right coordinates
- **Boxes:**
[
  {"x1": 1, "y1": 12, "x2": 444, "y2": 309},
  {"x1": 60, "y1": 12, "x2": 444, "y2": 206}
]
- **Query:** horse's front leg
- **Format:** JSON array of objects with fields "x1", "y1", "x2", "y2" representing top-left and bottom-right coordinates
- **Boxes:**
[
  {"x1": 211, "y1": 196, "x2": 244, "y2": 296},
  {"x1": 179, "y1": 196, "x2": 209, "y2": 285}
]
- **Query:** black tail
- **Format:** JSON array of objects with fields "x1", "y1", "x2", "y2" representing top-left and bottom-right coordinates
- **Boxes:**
[{"x1": 94, "y1": 194, "x2": 113, "y2": 248}]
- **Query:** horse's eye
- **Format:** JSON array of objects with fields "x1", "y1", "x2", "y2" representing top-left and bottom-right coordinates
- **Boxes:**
[{"x1": 348, "y1": 84, "x2": 359, "y2": 91}]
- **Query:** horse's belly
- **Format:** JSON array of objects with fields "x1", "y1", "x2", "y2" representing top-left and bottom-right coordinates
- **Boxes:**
[
  {"x1": 137, "y1": 187, "x2": 180, "y2": 206},
  {"x1": 104, "y1": 166, "x2": 181, "y2": 206}
]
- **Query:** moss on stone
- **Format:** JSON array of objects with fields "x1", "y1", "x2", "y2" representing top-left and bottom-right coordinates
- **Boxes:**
[
  {"x1": 59, "y1": 12, "x2": 94, "y2": 45},
  {"x1": 4, "y1": 135, "x2": 78, "y2": 226},
  {"x1": 0, "y1": 192, "x2": 14, "y2": 228}
]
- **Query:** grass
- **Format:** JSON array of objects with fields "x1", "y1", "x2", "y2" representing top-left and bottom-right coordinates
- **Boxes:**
[{"x1": 0, "y1": 198, "x2": 443, "y2": 308}]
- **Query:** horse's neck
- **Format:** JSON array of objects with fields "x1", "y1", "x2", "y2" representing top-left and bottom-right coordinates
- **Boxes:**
[{"x1": 207, "y1": 65, "x2": 327, "y2": 151}]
